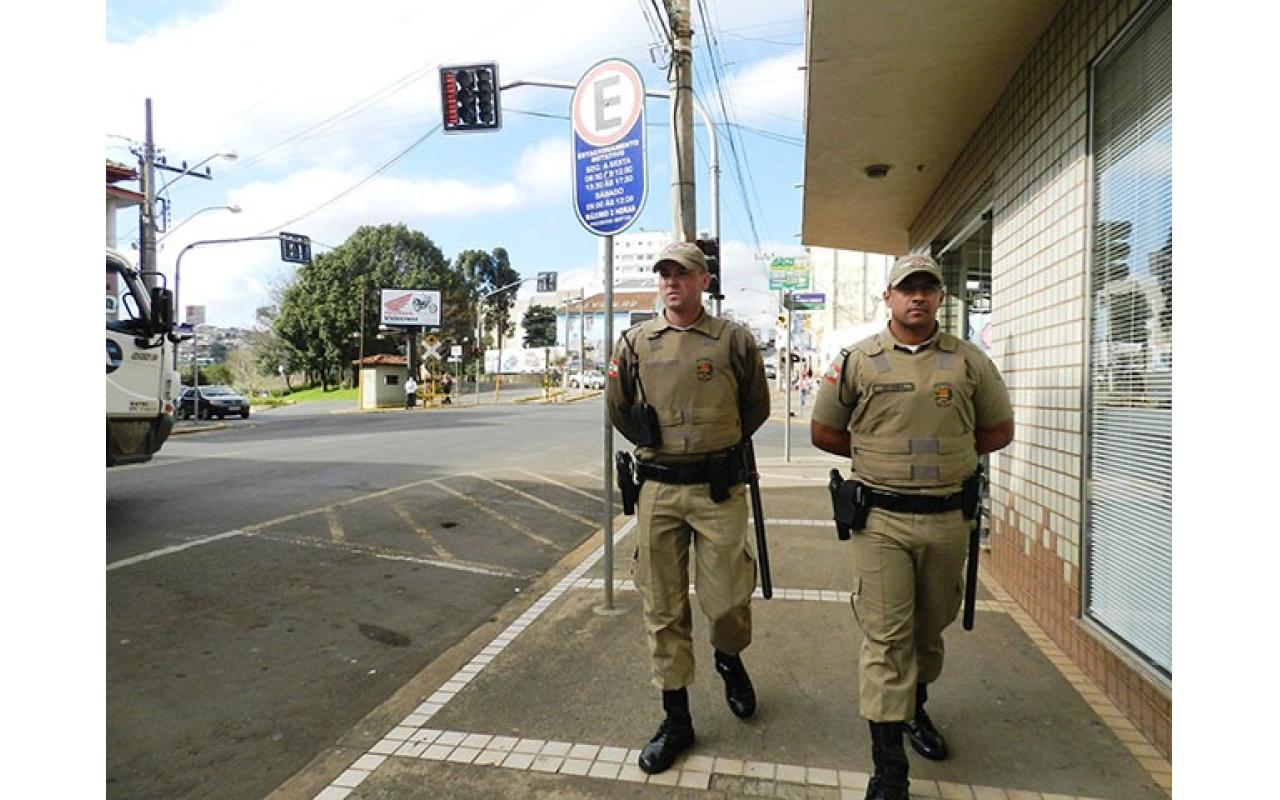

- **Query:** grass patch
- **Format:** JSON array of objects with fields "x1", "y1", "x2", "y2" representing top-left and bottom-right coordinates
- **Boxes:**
[{"x1": 280, "y1": 385, "x2": 358, "y2": 404}]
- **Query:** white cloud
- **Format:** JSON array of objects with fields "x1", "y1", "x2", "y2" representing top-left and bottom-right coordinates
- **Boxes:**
[
  {"x1": 106, "y1": 0, "x2": 809, "y2": 327},
  {"x1": 717, "y1": 48, "x2": 806, "y2": 128}
]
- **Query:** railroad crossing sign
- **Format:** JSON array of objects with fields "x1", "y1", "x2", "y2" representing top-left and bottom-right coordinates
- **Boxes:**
[{"x1": 423, "y1": 334, "x2": 442, "y2": 360}]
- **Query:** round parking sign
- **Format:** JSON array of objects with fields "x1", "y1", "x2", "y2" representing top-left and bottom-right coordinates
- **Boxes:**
[{"x1": 571, "y1": 58, "x2": 647, "y2": 236}]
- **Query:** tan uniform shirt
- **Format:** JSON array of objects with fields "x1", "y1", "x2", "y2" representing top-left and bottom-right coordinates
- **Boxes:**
[
  {"x1": 811, "y1": 326, "x2": 1012, "y2": 492},
  {"x1": 607, "y1": 310, "x2": 770, "y2": 464}
]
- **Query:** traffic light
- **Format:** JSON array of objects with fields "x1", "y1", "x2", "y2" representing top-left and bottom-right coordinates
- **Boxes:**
[
  {"x1": 279, "y1": 232, "x2": 312, "y2": 264},
  {"x1": 695, "y1": 237, "x2": 721, "y2": 296},
  {"x1": 440, "y1": 63, "x2": 502, "y2": 133},
  {"x1": 537, "y1": 271, "x2": 557, "y2": 293}
]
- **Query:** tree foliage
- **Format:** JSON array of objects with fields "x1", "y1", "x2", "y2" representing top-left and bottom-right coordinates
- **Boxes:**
[
  {"x1": 275, "y1": 222, "x2": 471, "y2": 389},
  {"x1": 522, "y1": 304, "x2": 558, "y2": 348},
  {"x1": 457, "y1": 247, "x2": 520, "y2": 344}
]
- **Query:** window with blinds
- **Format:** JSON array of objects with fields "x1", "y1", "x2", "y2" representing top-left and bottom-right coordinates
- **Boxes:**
[{"x1": 1085, "y1": 0, "x2": 1172, "y2": 677}]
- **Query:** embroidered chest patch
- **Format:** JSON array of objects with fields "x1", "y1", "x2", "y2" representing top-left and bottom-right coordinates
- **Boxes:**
[
  {"x1": 695, "y1": 358, "x2": 714, "y2": 381},
  {"x1": 933, "y1": 383, "x2": 954, "y2": 407}
]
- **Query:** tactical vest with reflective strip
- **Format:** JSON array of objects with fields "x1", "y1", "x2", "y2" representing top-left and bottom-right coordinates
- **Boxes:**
[
  {"x1": 846, "y1": 331, "x2": 978, "y2": 490},
  {"x1": 631, "y1": 316, "x2": 742, "y2": 461}
]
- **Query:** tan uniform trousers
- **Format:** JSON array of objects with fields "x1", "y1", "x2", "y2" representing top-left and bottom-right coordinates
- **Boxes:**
[
  {"x1": 633, "y1": 480, "x2": 756, "y2": 690},
  {"x1": 850, "y1": 507, "x2": 969, "y2": 721}
]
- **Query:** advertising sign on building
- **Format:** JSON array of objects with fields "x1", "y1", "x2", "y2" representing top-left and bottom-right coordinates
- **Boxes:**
[
  {"x1": 768, "y1": 256, "x2": 811, "y2": 290},
  {"x1": 484, "y1": 347, "x2": 566, "y2": 375},
  {"x1": 571, "y1": 58, "x2": 648, "y2": 237},
  {"x1": 380, "y1": 289, "x2": 441, "y2": 327},
  {"x1": 185, "y1": 305, "x2": 207, "y2": 326}
]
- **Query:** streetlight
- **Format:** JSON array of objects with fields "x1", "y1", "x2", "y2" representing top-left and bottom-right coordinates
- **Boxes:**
[{"x1": 157, "y1": 204, "x2": 241, "y2": 245}]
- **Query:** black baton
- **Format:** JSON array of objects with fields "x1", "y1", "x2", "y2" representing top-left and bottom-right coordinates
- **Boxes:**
[
  {"x1": 743, "y1": 439, "x2": 772, "y2": 599},
  {"x1": 962, "y1": 471, "x2": 986, "y2": 631}
]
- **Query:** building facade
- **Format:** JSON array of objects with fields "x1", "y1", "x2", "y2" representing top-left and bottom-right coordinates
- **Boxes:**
[
  {"x1": 601, "y1": 228, "x2": 670, "y2": 290},
  {"x1": 803, "y1": 0, "x2": 1172, "y2": 767}
]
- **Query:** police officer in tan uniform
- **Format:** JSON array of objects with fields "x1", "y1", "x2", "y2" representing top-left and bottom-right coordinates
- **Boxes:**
[
  {"x1": 810, "y1": 254, "x2": 1013, "y2": 800},
  {"x1": 607, "y1": 241, "x2": 771, "y2": 775}
]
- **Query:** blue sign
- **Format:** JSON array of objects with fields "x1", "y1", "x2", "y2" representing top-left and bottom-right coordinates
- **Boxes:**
[{"x1": 571, "y1": 59, "x2": 647, "y2": 236}]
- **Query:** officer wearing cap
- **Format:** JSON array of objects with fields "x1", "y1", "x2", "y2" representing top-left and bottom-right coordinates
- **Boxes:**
[
  {"x1": 810, "y1": 254, "x2": 1013, "y2": 800},
  {"x1": 606, "y1": 240, "x2": 770, "y2": 775}
]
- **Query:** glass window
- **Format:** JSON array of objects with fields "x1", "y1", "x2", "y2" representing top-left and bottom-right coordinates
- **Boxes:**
[
  {"x1": 1085, "y1": 0, "x2": 1172, "y2": 677},
  {"x1": 107, "y1": 259, "x2": 149, "y2": 332}
]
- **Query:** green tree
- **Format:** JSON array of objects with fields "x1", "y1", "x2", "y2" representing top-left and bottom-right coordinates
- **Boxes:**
[
  {"x1": 522, "y1": 304, "x2": 558, "y2": 348},
  {"x1": 274, "y1": 224, "x2": 465, "y2": 390},
  {"x1": 458, "y1": 247, "x2": 520, "y2": 341}
]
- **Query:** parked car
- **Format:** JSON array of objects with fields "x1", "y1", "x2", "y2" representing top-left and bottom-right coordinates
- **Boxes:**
[
  {"x1": 177, "y1": 385, "x2": 250, "y2": 419},
  {"x1": 568, "y1": 370, "x2": 605, "y2": 389}
]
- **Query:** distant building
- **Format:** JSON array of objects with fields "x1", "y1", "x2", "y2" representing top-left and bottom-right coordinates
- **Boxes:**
[
  {"x1": 556, "y1": 291, "x2": 660, "y2": 369},
  {"x1": 602, "y1": 229, "x2": 670, "y2": 290},
  {"x1": 105, "y1": 161, "x2": 142, "y2": 250}
]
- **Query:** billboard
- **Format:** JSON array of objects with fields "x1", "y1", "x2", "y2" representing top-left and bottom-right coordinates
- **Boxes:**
[
  {"x1": 184, "y1": 305, "x2": 207, "y2": 326},
  {"x1": 484, "y1": 347, "x2": 566, "y2": 375},
  {"x1": 380, "y1": 289, "x2": 441, "y2": 327}
]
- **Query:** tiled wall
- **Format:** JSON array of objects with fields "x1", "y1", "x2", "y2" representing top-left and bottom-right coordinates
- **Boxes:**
[{"x1": 910, "y1": 0, "x2": 1171, "y2": 759}]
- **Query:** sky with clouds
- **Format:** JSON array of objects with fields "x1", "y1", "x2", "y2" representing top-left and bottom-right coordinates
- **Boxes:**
[{"x1": 105, "y1": 0, "x2": 811, "y2": 329}]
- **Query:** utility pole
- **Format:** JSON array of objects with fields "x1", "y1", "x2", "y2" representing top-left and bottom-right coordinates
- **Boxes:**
[
  {"x1": 139, "y1": 98, "x2": 159, "y2": 288},
  {"x1": 666, "y1": 0, "x2": 696, "y2": 243}
]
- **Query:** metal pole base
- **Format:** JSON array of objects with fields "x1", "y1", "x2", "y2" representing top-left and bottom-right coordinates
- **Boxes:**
[{"x1": 592, "y1": 603, "x2": 628, "y2": 617}]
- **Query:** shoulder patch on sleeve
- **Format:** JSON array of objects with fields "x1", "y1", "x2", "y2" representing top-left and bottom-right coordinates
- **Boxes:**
[{"x1": 823, "y1": 348, "x2": 850, "y2": 384}]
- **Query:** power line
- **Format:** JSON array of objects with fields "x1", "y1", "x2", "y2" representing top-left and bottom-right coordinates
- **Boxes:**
[
  {"x1": 254, "y1": 123, "x2": 443, "y2": 236},
  {"x1": 694, "y1": 0, "x2": 765, "y2": 252}
]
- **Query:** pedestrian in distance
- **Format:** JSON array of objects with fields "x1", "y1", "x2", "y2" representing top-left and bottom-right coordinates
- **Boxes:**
[
  {"x1": 809, "y1": 254, "x2": 1014, "y2": 800},
  {"x1": 606, "y1": 241, "x2": 771, "y2": 775},
  {"x1": 404, "y1": 375, "x2": 418, "y2": 410},
  {"x1": 441, "y1": 372, "x2": 453, "y2": 404}
]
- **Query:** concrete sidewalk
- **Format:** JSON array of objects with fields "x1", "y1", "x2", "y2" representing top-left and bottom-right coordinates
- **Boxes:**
[{"x1": 286, "y1": 458, "x2": 1172, "y2": 800}]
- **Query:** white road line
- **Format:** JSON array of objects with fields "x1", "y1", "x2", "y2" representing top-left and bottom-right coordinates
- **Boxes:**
[
  {"x1": 107, "y1": 450, "x2": 246, "y2": 472},
  {"x1": 106, "y1": 530, "x2": 245, "y2": 572},
  {"x1": 253, "y1": 531, "x2": 520, "y2": 578},
  {"x1": 428, "y1": 479, "x2": 559, "y2": 549},
  {"x1": 472, "y1": 474, "x2": 597, "y2": 527},
  {"x1": 515, "y1": 468, "x2": 601, "y2": 502}
]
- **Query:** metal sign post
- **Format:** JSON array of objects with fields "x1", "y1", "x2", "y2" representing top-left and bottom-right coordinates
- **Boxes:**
[{"x1": 571, "y1": 58, "x2": 648, "y2": 613}]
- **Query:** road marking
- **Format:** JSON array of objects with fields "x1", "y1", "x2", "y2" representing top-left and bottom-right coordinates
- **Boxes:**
[
  {"x1": 428, "y1": 479, "x2": 561, "y2": 550},
  {"x1": 107, "y1": 450, "x2": 246, "y2": 473},
  {"x1": 515, "y1": 469, "x2": 601, "y2": 503},
  {"x1": 471, "y1": 474, "x2": 597, "y2": 528},
  {"x1": 391, "y1": 503, "x2": 455, "y2": 561},
  {"x1": 252, "y1": 530, "x2": 523, "y2": 578},
  {"x1": 326, "y1": 509, "x2": 347, "y2": 544},
  {"x1": 106, "y1": 530, "x2": 245, "y2": 572}
]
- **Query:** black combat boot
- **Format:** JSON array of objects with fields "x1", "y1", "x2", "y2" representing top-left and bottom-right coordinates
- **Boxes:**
[
  {"x1": 638, "y1": 688, "x2": 695, "y2": 774},
  {"x1": 713, "y1": 650, "x2": 757, "y2": 719},
  {"x1": 864, "y1": 721, "x2": 910, "y2": 800},
  {"x1": 904, "y1": 682, "x2": 949, "y2": 760}
]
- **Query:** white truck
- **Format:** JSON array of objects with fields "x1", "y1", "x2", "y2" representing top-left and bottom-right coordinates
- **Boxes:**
[{"x1": 106, "y1": 247, "x2": 182, "y2": 466}]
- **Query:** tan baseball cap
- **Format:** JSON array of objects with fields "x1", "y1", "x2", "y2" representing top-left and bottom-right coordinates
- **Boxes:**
[
  {"x1": 887, "y1": 253, "x2": 944, "y2": 288},
  {"x1": 652, "y1": 241, "x2": 708, "y2": 273}
]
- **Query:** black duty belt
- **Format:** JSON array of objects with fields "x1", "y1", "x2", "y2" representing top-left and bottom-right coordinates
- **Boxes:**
[
  {"x1": 636, "y1": 448, "x2": 746, "y2": 486},
  {"x1": 864, "y1": 486, "x2": 965, "y2": 514}
]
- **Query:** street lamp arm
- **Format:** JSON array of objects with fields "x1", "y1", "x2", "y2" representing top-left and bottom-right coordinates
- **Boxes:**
[{"x1": 157, "y1": 205, "x2": 241, "y2": 245}]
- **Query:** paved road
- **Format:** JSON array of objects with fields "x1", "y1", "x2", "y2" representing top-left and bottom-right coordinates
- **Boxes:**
[{"x1": 106, "y1": 397, "x2": 615, "y2": 800}]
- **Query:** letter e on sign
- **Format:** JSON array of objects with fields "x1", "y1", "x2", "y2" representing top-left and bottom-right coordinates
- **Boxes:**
[{"x1": 572, "y1": 60, "x2": 643, "y2": 148}]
